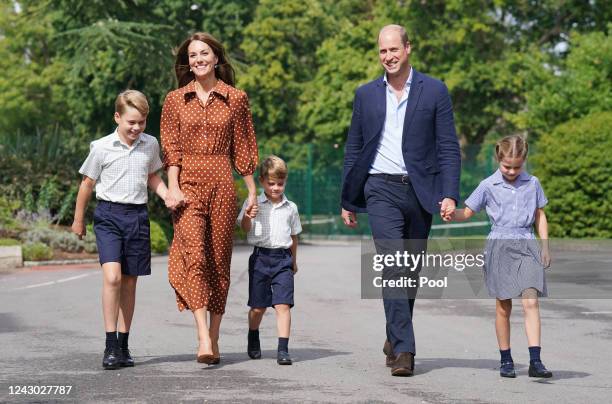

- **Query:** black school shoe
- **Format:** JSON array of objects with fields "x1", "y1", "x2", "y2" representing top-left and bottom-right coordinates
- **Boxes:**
[
  {"x1": 102, "y1": 347, "x2": 120, "y2": 370},
  {"x1": 277, "y1": 351, "x2": 292, "y2": 365},
  {"x1": 499, "y1": 361, "x2": 516, "y2": 378},
  {"x1": 247, "y1": 335, "x2": 262, "y2": 359},
  {"x1": 528, "y1": 361, "x2": 552, "y2": 378},
  {"x1": 119, "y1": 348, "x2": 134, "y2": 367}
]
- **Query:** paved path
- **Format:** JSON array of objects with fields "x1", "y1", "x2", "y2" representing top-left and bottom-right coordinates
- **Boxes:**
[{"x1": 1, "y1": 243, "x2": 611, "y2": 403}]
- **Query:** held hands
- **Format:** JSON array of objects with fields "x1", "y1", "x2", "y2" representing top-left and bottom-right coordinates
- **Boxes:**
[
  {"x1": 341, "y1": 208, "x2": 358, "y2": 228},
  {"x1": 439, "y1": 198, "x2": 456, "y2": 222},
  {"x1": 244, "y1": 193, "x2": 259, "y2": 219},
  {"x1": 71, "y1": 220, "x2": 86, "y2": 240},
  {"x1": 165, "y1": 187, "x2": 186, "y2": 211}
]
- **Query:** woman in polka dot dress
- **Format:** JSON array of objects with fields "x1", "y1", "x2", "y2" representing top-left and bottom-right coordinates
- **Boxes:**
[{"x1": 161, "y1": 32, "x2": 258, "y2": 364}]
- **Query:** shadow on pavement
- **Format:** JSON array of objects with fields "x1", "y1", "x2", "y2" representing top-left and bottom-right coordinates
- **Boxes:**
[{"x1": 137, "y1": 348, "x2": 350, "y2": 368}]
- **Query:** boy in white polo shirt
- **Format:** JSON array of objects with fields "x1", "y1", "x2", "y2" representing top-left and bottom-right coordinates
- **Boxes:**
[
  {"x1": 71, "y1": 90, "x2": 168, "y2": 370},
  {"x1": 238, "y1": 155, "x2": 302, "y2": 365}
]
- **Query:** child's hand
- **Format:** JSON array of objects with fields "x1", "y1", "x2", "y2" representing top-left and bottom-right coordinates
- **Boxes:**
[
  {"x1": 246, "y1": 204, "x2": 259, "y2": 218},
  {"x1": 71, "y1": 220, "x2": 86, "y2": 240},
  {"x1": 439, "y1": 198, "x2": 456, "y2": 222},
  {"x1": 541, "y1": 247, "x2": 551, "y2": 269},
  {"x1": 292, "y1": 262, "x2": 298, "y2": 274}
]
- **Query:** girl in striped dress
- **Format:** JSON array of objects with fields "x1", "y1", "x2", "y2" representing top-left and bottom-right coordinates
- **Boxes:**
[{"x1": 450, "y1": 135, "x2": 553, "y2": 379}]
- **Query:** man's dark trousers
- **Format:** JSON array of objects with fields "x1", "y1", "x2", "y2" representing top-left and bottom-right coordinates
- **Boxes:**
[{"x1": 365, "y1": 174, "x2": 432, "y2": 356}]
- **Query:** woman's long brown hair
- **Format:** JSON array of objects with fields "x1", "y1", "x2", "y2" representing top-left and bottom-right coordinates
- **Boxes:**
[{"x1": 174, "y1": 32, "x2": 236, "y2": 88}]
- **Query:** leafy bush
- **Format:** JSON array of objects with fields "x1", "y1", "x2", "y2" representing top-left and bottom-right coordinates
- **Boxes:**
[
  {"x1": 150, "y1": 220, "x2": 169, "y2": 254},
  {"x1": 533, "y1": 111, "x2": 612, "y2": 237},
  {"x1": 22, "y1": 242, "x2": 53, "y2": 261},
  {"x1": 83, "y1": 224, "x2": 97, "y2": 254},
  {"x1": 21, "y1": 226, "x2": 83, "y2": 252},
  {"x1": 0, "y1": 238, "x2": 20, "y2": 246},
  {"x1": 0, "y1": 197, "x2": 21, "y2": 233}
]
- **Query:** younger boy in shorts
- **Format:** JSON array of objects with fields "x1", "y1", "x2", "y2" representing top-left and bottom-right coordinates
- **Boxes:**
[
  {"x1": 238, "y1": 155, "x2": 302, "y2": 365},
  {"x1": 71, "y1": 90, "x2": 169, "y2": 370}
]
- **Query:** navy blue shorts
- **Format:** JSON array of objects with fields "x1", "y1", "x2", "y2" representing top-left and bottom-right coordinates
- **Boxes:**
[
  {"x1": 93, "y1": 200, "x2": 151, "y2": 276},
  {"x1": 248, "y1": 247, "x2": 294, "y2": 308}
]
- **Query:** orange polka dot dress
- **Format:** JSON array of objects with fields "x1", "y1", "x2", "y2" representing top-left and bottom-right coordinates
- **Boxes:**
[{"x1": 160, "y1": 80, "x2": 258, "y2": 314}]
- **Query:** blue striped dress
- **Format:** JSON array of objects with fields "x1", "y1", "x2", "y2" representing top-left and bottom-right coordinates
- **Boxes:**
[{"x1": 465, "y1": 170, "x2": 548, "y2": 299}]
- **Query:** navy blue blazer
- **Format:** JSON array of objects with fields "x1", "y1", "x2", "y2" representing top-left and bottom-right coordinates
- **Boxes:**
[{"x1": 341, "y1": 70, "x2": 461, "y2": 214}]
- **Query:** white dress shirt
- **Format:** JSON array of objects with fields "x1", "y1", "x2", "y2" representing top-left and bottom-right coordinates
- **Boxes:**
[
  {"x1": 79, "y1": 129, "x2": 163, "y2": 204},
  {"x1": 237, "y1": 192, "x2": 302, "y2": 249}
]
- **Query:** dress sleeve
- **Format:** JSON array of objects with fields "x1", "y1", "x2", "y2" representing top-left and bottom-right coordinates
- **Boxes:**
[
  {"x1": 534, "y1": 177, "x2": 548, "y2": 208},
  {"x1": 231, "y1": 91, "x2": 258, "y2": 176},
  {"x1": 464, "y1": 181, "x2": 488, "y2": 213},
  {"x1": 160, "y1": 92, "x2": 182, "y2": 169}
]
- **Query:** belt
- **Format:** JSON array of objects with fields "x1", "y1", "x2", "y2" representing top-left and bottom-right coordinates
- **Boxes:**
[
  {"x1": 370, "y1": 173, "x2": 411, "y2": 184},
  {"x1": 253, "y1": 246, "x2": 291, "y2": 255}
]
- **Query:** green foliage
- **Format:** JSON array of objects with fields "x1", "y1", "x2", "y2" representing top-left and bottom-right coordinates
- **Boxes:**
[
  {"x1": 22, "y1": 242, "x2": 53, "y2": 261},
  {"x1": 0, "y1": 238, "x2": 20, "y2": 246},
  {"x1": 0, "y1": 197, "x2": 21, "y2": 232},
  {"x1": 150, "y1": 219, "x2": 169, "y2": 254},
  {"x1": 513, "y1": 27, "x2": 612, "y2": 138},
  {"x1": 533, "y1": 111, "x2": 612, "y2": 238}
]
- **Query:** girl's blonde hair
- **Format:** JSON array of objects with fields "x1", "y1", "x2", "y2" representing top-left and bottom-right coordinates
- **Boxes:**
[{"x1": 495, "y1": 135, "x2": 528, "y2": 162}]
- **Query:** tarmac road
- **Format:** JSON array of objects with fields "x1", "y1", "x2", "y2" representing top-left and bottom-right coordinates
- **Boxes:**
[{"x1": 1, "y1": 243, "x2": 611, "y2": 403}]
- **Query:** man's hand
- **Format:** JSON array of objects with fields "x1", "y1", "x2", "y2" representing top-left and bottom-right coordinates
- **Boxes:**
[
  {"x1": 71, "y1": 220, "x2": 86, "y2": 240},
  {"x1": 341, "y1": 208, "x2": 357, "y2": 228},
  {"x1": 292, "y1": 262, "x2": 298, "y2": 274},
  {"x1": 439, "y1": 198, "x2": 456, "y2": 222}
]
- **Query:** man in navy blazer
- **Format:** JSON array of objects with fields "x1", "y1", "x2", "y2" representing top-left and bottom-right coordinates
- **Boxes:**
[{"x1": 341, "y1": 25, "x2": 460, "y2": 376}]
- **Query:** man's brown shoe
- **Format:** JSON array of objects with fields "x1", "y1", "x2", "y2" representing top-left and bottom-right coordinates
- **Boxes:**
[
  {"x1": 383, "y1": 340, "x2": 395, "y2": 367},
  {"x1": 390, "y1": 352, "x2": 414, "y2": 377}
]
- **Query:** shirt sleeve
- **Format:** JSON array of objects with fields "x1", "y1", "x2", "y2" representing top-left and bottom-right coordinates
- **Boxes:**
[
  {"x1": 149, "y1": 138, "x2": 164, "y2": 174},
  {"x1": 160, "y1": 92, "x2": 182, "y2": 169},
  {"x1": 236, "y1": 199, "x2": 249, "y2": 227},
  {"x1": 290, "y1": 205, "x2": 302, "y2": 235},
  {"x1": 534, "y1": 177, "x2": 548, "y2": 208},
  {"x1": 79, "y1": 142, "x2": 103, "y2": 180},
  {"x1": 231, "y1": 91, "x2": 258, "y2": 176},
  {"x1": 464, "y1": 181, "x2": 487, "y2": 213}
]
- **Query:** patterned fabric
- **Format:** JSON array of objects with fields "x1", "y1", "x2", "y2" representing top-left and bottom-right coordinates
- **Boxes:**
[
  {"x1": 464, "y1": 169, "x2": 549, "y2": 298},
  {"x1": 237, "y1": 192, "x2": 302, "y2": 249},
  {"x1": 79, "y1": 130, "x2": 163, "y2": 204},
  {"x1": 161, "y1": 79, "x2": 258, "y2": 314}
]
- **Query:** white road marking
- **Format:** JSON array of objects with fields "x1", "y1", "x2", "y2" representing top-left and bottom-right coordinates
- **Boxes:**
[
  {"x1": 580, "y1": 311, "x2": 612, "y2": 315},
  {"x1": 13, "y1": 273, "x2": 92, "y2": 290}
]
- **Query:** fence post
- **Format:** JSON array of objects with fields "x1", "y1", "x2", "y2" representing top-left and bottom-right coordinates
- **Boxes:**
[{"x1": 306, "y1": 143, "x2": 313, "y2": 239}]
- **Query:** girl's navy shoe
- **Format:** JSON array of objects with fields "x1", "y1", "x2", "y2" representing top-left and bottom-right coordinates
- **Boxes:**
[
  {"x1": 500, "y1": 361, "x2": 516, "y2": 378},
  {"x1": 528, "y1": 360, "x2": 553, "y2": 378}
]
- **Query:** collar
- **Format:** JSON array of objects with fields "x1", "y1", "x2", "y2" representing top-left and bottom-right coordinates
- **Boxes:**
[
  {"x1": 383, "y1": 66, "x2": 413, "y2": 89},
  {"x1": 180, "y1": 79, "x2": 230, "y2": 102},
  {"x1": 258, "y1": 191, "x2": 288, "y2": 206},
  {"x1": 111, "y1": 128, "x2": 143, "y2": 147},
  {"x1": 491, "y1": 169, "x2": 531, "y2": 186}
]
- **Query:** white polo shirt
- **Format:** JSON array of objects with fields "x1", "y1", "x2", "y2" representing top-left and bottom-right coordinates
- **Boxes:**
[
  {"x1": 79, "y1": 129, "x2": 163, "y2": 204},
  {"x1": 237, "y1": 192, "x2": 302, "y2": 249}
]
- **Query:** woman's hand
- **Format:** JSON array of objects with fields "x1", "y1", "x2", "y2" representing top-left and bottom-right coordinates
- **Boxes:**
[{"x1": 166, "y1": 186, "x2": 185, "y2": 210}]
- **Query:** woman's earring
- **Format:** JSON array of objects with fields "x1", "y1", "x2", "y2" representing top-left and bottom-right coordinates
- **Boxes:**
[{"x1": 214, "y1": 64, "x2": 219, "y2": 69}]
